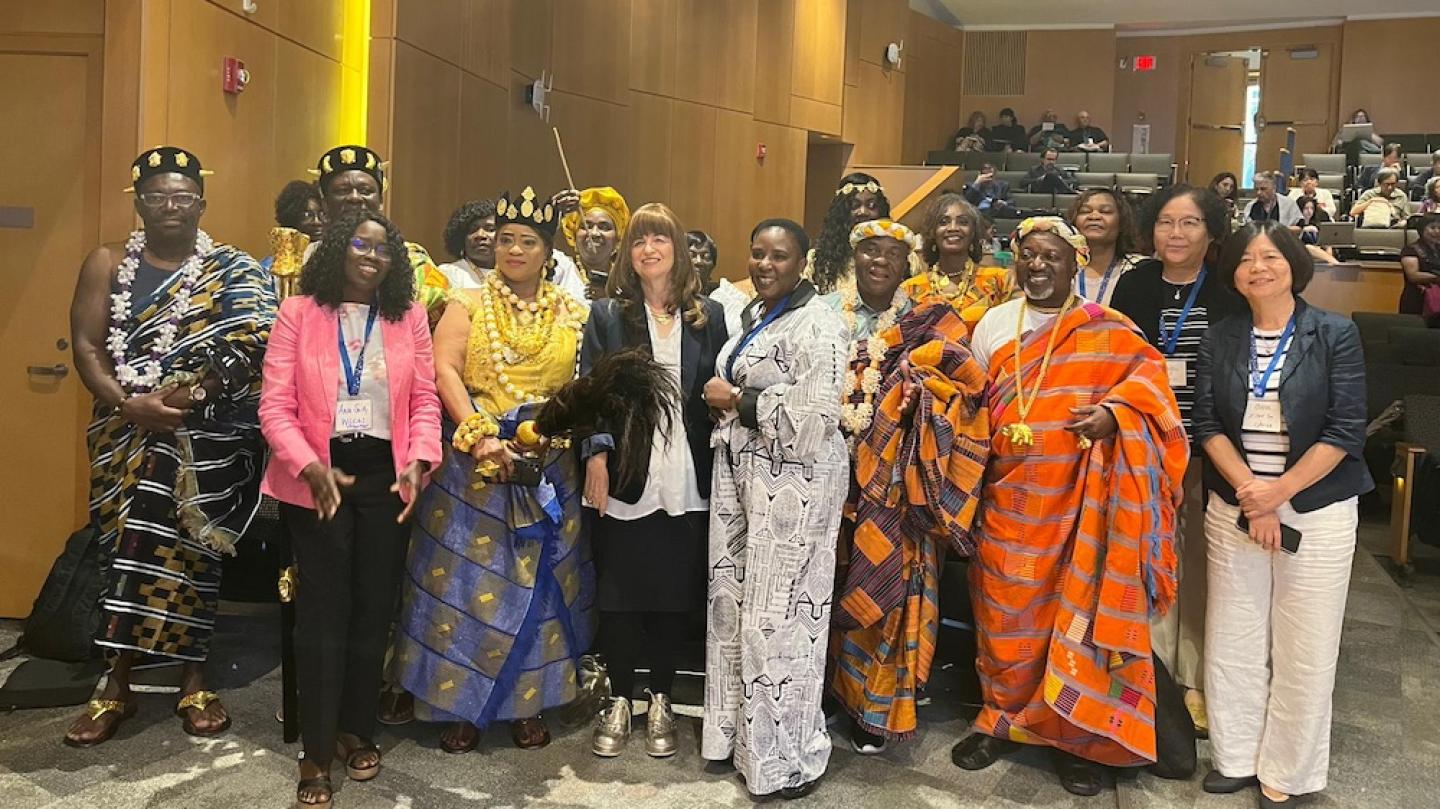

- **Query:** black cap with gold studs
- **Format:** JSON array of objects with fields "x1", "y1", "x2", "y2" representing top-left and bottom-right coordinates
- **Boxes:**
[
  {"x1": 494, "y1": 187, "x2": 558, "y2": 240},
  {"x1": 312, "y1": 144, "x2": 385, "y2": 192},
  {"x1": 129, "y1": 146, "x2": 210, "y2": 193}
]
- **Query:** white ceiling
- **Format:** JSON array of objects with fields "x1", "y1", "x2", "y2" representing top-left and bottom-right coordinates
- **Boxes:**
[{"x1": 909, "y1": 0, "x2": 1440, "y2": 31}]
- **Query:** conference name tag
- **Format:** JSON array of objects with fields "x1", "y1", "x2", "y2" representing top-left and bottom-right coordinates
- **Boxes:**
[
  {"x1": 336, "y1": 398, "x2": 374, "y2": 433},
  {"x1": 1166, "y1": 359, "x2": 1188, "y2": 389},
  {"x1": 1243, "y1": 399, "x2": 1285, "y2": 433}
]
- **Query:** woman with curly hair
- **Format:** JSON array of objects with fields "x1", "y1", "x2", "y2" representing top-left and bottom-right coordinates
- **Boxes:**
[
  {"x1": 900, "y1": 192, "x2": 1011, "y2": 332},
  {"x1": 807, "y1": 172, "x2": 905, "y2": 294},
  {"x1": 437, "y1": 199, "x2": 497, "y2": 289},
  {"x1": 1068, "y1": 189, "x2": 1144, "y2": 307},
  {"x1": 260, "y1": 208, "x2": 443, "y2": 808}
]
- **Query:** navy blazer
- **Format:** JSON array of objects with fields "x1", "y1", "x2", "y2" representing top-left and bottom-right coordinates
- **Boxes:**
[
  {"x1": 579, "y1": 296, "x2": 729, "y2": 504},
  {"x1": 1192, "y1": 296, "x2": 1374, "y2": 513}
]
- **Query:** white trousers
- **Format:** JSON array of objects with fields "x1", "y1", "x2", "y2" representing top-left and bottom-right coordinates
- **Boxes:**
[{"x1": 1204, "y1": 496, "x2": 1357, "y2": 796}]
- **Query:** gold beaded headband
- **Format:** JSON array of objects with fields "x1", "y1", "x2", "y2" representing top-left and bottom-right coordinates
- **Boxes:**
[
  {"x1": 1013, "y1": 216, "x2": 1091, "y2": 267},
  {"x1": 835, "y1": 180, "x2": 883, "y2": 197}
]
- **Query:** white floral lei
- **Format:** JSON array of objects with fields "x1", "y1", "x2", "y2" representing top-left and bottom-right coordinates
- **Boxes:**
[
  {"x1": 839, "y1": 284, "x2": 906, "y2": 441},
  {"x1": 108, "y1": 229, "x2": 213, "y2": 393}
]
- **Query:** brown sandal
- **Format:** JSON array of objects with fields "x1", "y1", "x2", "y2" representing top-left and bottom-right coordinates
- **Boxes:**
[
  {"x1": 511, "y1": 716, "x2": 551, "y2": 749},
  {"x1": 335, "y1": 738, "x2": 381, "y2": 781},
  {"x1": 63, "y1": 699, "x2": 137, "y2": 748},
  {"x1": 377, "y1": 688, "x2": 414, "y2": 726},
  {"x1": 295, "y1": 773, "x2": 333, "y2": 807},
  {"x1": 439, "y1": 721, "x2": 479, "y2": 754},
  {"x1": 175, "y1": 690, "x2": 232, "y2": 737}
]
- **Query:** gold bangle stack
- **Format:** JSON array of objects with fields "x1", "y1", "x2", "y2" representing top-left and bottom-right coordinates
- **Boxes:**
[{"x1": 453, "y1": 411, "x2": 499, "y2": 452}]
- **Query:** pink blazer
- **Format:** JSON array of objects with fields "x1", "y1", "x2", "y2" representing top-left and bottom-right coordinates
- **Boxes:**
[{"x1": 260, "y1": 295, "x2": 443, "y2": 509}]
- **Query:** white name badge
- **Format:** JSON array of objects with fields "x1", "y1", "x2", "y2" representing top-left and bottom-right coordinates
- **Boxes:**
[
  {"x1": 336, "y1": 398, "x2": 374, "y2": 433},
  {"x1": 1243, "y1": 398, "x2": 1285, "y2": 433},
  {"x1": 1165, "y1": 358, "x2": 1188, "y2": 389}
]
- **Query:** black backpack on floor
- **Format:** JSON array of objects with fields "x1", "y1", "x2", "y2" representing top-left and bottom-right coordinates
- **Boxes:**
[{"x1": 2, "y1": 524, "x2": 104, "y2": 663}]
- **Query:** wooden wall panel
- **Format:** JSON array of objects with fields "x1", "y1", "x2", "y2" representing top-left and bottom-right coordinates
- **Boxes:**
[
  {"x1": 753, "y1": 0, "x2": 796, "y2": 126},
  {"x1": 464, "y1": 0, "x2": 511, "y2": 86},
  {"x1": 902, "y1": 10, "x2": 963, "y2": 164},
  {"x1": 624, "y1": 91, "x2": 674, "y2": 212},
  {"x1": 509, "y1": 0, "x2": 552, "y2": 80},
  {"x1": 505, "y1": 72, "x2": 565, "y2": 195},
  {"x1": 548, "y1": 91, "x2": 633, "y2": 196},
  {"x1": 855, "y1": 0, "x2": 908, "y2": 72},
  {"x1": 163, "y1": 0, "x2": 280, "y2": 256},
  {"x1": 100, "y1": 0, "x2": 144, "y2": 243},
  {"x1": 709, "y1": 110, "x2": 761, "y2": 282},
  {"x1": 273, "y1": 39, "x2": 344, "y2": 188},
  {"x1": 552, "y1": 0, "x2": 631, "y2": 105},
  {"x1": 662, "y1": 99, "x2": 718, "y2": 227},
  {"x1": 843, "y1": 60, "x2": 906, "y2": 165},
  {"x1": 0, "y1": 0, "x2": 104, "y2": 35},
  {"x1": 792, "y1": 0, "x2": 847, "y2": 106},
  {"x1": 1339, "y1": 19, "x2": 1440, "y2": 135},
  {"x1": 276, "y1": 0, "x2": 346, "y2": 62},
  {"x1": 389, "y1": 42, "x2": 461, "y2": 252},
  {"x1": 629, "y1": 0, "x2": 678, "y2": 97},
  {"x1": 396, "y1": 0, "x2": 466, "y2": 68},
  {"x1": 673, "y1": 0, "x2": 756, "y2": 112},
  {"x1": 457, "y1": 73, "x2": 509, "y2": 216}
]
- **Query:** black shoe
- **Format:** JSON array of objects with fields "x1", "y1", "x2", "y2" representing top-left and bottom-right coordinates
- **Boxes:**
[
  {"x1": 779, "y1": 777, "x2": 821, "y2": 800},
  {"x1": 1053, "y1": 750, "x2": 1104, "y2": 797},
  {"x1": 703, "y1": 756, "x2": 735, "y2": 775},
  {"x1": 1203, "y1": 769, "x2": 1259, "y2": 794},
  {"x1": 950, "y1": 734, "x2": 1018, "y2": 771},
  {"x1": 850, "y1": 723, "x2": 887, "y2": 755}
]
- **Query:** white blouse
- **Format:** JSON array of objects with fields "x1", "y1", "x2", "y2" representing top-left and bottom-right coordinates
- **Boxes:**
[
  {"x1": 334, "y1": 303, "x2": 391, "y2": 440},
  {"x1": 594, "y1": 308, "x2": 707, "y2": 520}
]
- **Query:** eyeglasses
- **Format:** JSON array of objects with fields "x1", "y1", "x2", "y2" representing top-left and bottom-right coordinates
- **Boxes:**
[
  {"x1": 1155, "y1": 217, "x2": 1205, "y2": 233},
  {"x1": 348, "y1": 238, "x2": 394, "y2": 260},
  {"x1": 137, "y1": 191, "x2": 201, "y2": 209}
]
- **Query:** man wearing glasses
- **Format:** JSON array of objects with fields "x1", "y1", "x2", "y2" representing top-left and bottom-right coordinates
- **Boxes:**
[{"x1": 64, "y1": 147, "x2": 276, "y2": 748}]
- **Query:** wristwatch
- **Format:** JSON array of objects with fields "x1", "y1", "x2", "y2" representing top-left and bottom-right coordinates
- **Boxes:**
[
  {"x1": 189, "y1": 382, "x2": 208, "y2": 403},
  {"x1": 730, "y1": 385, "x2": 741, "y2": 404}
]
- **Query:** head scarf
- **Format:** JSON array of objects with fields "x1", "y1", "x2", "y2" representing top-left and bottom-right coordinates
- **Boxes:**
[
  {"x1": 313, "y1": 145, "x2": 384, "y2": 193},
  {"x1": 561, "y1": 186, "x2": 630, "y2": 248},
  {"x1": 1012, "y1": 216, "x2": 1090, "y2": 267},
  {"x1": 849, "y1": 218, "x2": 922, "y2": 251},
  {"x1": 129, "y1": 146, "x2": 208, "y2": 193},
  {"x1": 495, "y1": 187, "x2": 558, "y2": 240}
]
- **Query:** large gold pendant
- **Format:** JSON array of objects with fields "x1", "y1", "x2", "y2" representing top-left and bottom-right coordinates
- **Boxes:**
[
  {"x1": 1003, "y1": 422, "x2": 1034, "y2": 448},
  {"x1": 1077, "y1": 435, "x2": 1093, "y2": 450}
]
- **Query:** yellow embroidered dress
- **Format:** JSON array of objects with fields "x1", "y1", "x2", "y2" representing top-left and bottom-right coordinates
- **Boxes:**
[
  {"x1": 395, "y1": 280, "x2": 595, "y2": 727},
  {"x1": 901, "y1": 261, "x2": 1013, "y2": 334}
]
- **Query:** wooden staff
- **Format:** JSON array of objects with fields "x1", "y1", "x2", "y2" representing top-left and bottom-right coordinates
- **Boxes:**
[{"x1": 552, "y1": 127, "x2": 576, "y2": 190}]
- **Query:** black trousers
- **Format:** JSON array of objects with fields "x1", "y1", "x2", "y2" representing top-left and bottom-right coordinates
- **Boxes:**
[
  {"x1": 601, "y1": 610, "x2": 690, "y2": 700},
  {"x1": 281, "y1": 437, "x2": 409, "y2": 767}
]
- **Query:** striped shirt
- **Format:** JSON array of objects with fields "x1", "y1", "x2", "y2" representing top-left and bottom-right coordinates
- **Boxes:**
[
  {"x1": 1157, "y1": 280, "x2": 1209, "y2": 432},
  {"x1": 1241, "y1": 326, "x2": 1291, "y2": 479}
]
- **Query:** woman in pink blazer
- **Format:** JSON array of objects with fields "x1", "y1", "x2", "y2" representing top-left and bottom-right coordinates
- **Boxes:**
[{"x1": 259, "y1": 210, "x2": 441, "y2": 809}]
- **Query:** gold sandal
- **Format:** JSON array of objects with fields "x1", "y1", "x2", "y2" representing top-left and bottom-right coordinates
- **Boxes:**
[
  {"x1": 63, "y1": 698, "x2": 137, "y2": 748},
  {"x1": 175, "y1": 690, "x2": 232, "y2": 737}
]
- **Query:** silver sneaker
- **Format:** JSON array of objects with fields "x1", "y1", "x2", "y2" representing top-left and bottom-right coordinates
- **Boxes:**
[
  {"x1": 591, "y1": 696, "x2": 631, "y2": 757},
  {"x1": 644, "y1": 689, "x2": 678, "y2": 758},
  {"x1": 561, "y1": 654, "x2": 611, "y2": 725}
]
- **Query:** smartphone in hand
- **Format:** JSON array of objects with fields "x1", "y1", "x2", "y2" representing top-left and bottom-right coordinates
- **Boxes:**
[{"x1": 1236, "y1": 514, "x2": 1302, "y2": 554}]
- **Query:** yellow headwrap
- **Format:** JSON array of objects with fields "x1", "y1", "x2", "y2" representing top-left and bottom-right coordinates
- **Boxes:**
[
  {"x1": 1012, "y1": 216, "x2": 1090, "y2": 267},
  {"x1": 561, "y1": 187, "x2": 631, "y2": 249},
  {"x1": 849, "y1": 218, "x2": 922, "y2": 251}
]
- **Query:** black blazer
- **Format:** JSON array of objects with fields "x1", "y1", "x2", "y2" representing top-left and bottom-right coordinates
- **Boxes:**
[
  {"x1": 1108, "y1": 259, "x2": 1250, "y2": 350},
  {"x1": 579, "y1": 297, "x2": 730, "y2": 504},
  {"x1": 1192, "y1": 296, "x2": 1374, "y2": 513}
]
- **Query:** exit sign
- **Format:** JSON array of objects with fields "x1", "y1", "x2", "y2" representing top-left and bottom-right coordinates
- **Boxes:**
[{"x1": 1134, "y1": 55, "x2": 1157, "y2": 72}]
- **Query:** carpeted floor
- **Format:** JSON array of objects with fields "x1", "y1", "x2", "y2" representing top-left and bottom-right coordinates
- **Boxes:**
[{"x1": 1, "y1": 519, "x2": 1436, "y2": 808}]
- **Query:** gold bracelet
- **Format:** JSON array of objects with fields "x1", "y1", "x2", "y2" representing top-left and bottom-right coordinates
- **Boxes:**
[{"x1": 452, "y1": 411, "x2": 499, "y2": 453}]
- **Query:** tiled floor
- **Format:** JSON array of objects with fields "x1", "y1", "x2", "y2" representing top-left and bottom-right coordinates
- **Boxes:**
[{"x1": 1, "y1": 519, "x2": 1435, "y2": 808}]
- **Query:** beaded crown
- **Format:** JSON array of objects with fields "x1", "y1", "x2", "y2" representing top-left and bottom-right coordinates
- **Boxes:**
[
  {"x1": 312, "y1": 144, "x2": 385, "y2": 192},
  {"x1": 129, "y1": 146, "x2": 210, "y2": 193},
  {"x1": 495, "y1": 187, "x2": 559, "y2": 239}
]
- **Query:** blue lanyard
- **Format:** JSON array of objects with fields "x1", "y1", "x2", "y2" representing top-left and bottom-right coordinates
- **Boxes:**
[
  {"x1": 1249, "y1": 316, "x2": 1296, "y2": 399},
  {"x1": 724, "y1": 293, "x2": 792, "y2": 381},
  {"x1": 1078, "y1": 258, "x2": 1119, "y2": 302},
  {"x1": 1157, "y1": 268, "x2": 1206, "y2": 356},
  {"x1": 338, "y1": 304, "x2": 379, "y2": 397}
]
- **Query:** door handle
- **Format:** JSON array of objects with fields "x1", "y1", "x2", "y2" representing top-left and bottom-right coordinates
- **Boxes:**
[{"x1": 27, "y1": 363, "x2": 69, "y2": 378}]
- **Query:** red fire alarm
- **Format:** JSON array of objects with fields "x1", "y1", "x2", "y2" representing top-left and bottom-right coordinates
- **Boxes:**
[
  {"x1": 756, "y1": 143, "x2": 767, "y2": 161},
  {"x1": 1133, "y1": 55, "x2": 1157, "y2": 72},
  {"x1": 222, "y1": 57, "x2": 249, "y2": 94}
]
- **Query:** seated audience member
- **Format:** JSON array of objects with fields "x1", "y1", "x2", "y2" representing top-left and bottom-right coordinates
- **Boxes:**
[
  {"x1": 687, "y1": 229, "x2": 720, "y2": 294},
  {"x1": 1021, "y1": 148, "x2": 1077, "y2": 194},
  {"x1": 1413, "y1": 151, "x2": 1440, "y2": 196},
  {"x1": 965, "y1": 163, "x2": 1017, "y2": 217},
  {"x1": 1296, "y1": 196, "x2": 1339, "y2": 265},
  {"x1": 436, "y1": 199, "x2": 497, "y2": 289},
  {"x1": 1358, "y1": 143, "x2": 1404, "y2": 191},
  {"x1": 1399, "y1": 213, "x2": 1440, "y2": 318},
  {"x1": 1351, "y1": 168, "x2": 1413, "y2": 227},
  {"x1": 1330, "y1": 108, "x2": 1385, "y2": 154},
  {"x1": 953, "y1": 110, "x2": 992, "y2": 152},
  {"x1": 1210, "y1": 172, "x2": 1242, "y2": 226},
  {"x1": 1069, "y1": 111, "x2": 1109, "y2": 152},
  {"x1": 1028, "y1": 109, "x2": 1070, "y2": 152},
  {"x1": 1286, "y1": 168, "x2": 1336, "y2": 217},
  {"x1": 989, "y1": 107, "x2": 1027, "y2": 152},
  {"x1": 1245, "y1": 172, "x2": 1302, "y2": 230},
  {"x1": 1419, "y1": 177, "x2": 1440, "y2": 216}
]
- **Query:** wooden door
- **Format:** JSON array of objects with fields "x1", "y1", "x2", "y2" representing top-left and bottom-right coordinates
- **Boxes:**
[
  {"x1": 1186, "y1": 53, "x2": 1248, "y2": 185},
  {"x1": 1258, "y1": 45, "x2": 1335, "y2": 172},
  {"x1": 0, "y1": 36, "x2": 103, "y2": 617}
]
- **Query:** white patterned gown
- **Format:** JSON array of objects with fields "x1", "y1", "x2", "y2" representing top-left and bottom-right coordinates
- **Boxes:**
[{"x1": 703, "y1": 287, "x2": 851, "y2": 795}]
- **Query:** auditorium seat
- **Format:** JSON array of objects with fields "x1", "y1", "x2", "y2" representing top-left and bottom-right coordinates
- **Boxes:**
[
  {"x1": 1005, "y1": 152, "x2": 1042, "y2": 172},
  {"x1": 995, "y1": 170, "x2": 1027, "y2": 188},
  {"x1": 1129, "y1": 153, "x2": 1174, "y2": 182},
  {"x1": 1116, "y1": 172, "x2": 1161, "y2": 194},
  {"x1": 1302, "y1": 154, "x2": 1346, "y2": 175},
  {"x1": 1318, "y1": 172, "x2": 1345, "y2": 192},
  {"x1": 1009, "y1": 192, "x2": 1056, "y2": 212},
  {"x1": 1087, "y1": 153, "x2": 1129, "y2": 173},
  {"x1": 1057, "y1": 153, "x2": 1088, "y2": 172},
  {"x1": 1074, "y1": 172, "x2": 1114, "y2": 190},
  {"x1": 1054, "y1": 193, "x2": 1079, "y2": 212},
  {"x1": 926, "y1": 150, "x2": 963, "y2": 166},
  {"x1": 992, "y1": 217, "x2": 1021, "y2": 237},
  {"x1": 1356, "y1": 228, "x2": 1408, "y2": 257},
  {"x1": 1359, "y1": 153, "x2": 1384, "y2": 169}
]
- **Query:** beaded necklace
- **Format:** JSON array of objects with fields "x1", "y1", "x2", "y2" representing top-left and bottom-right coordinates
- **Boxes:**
[
  {"x1": 108, "y1": 229, "x2": 212, "y2": 393},
  {"x1": 474, "y1": 271, "x2": 582, "y2": 403},
  {"x1": 839, "y1": 284, "x2": 906, "y2": 442}
]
